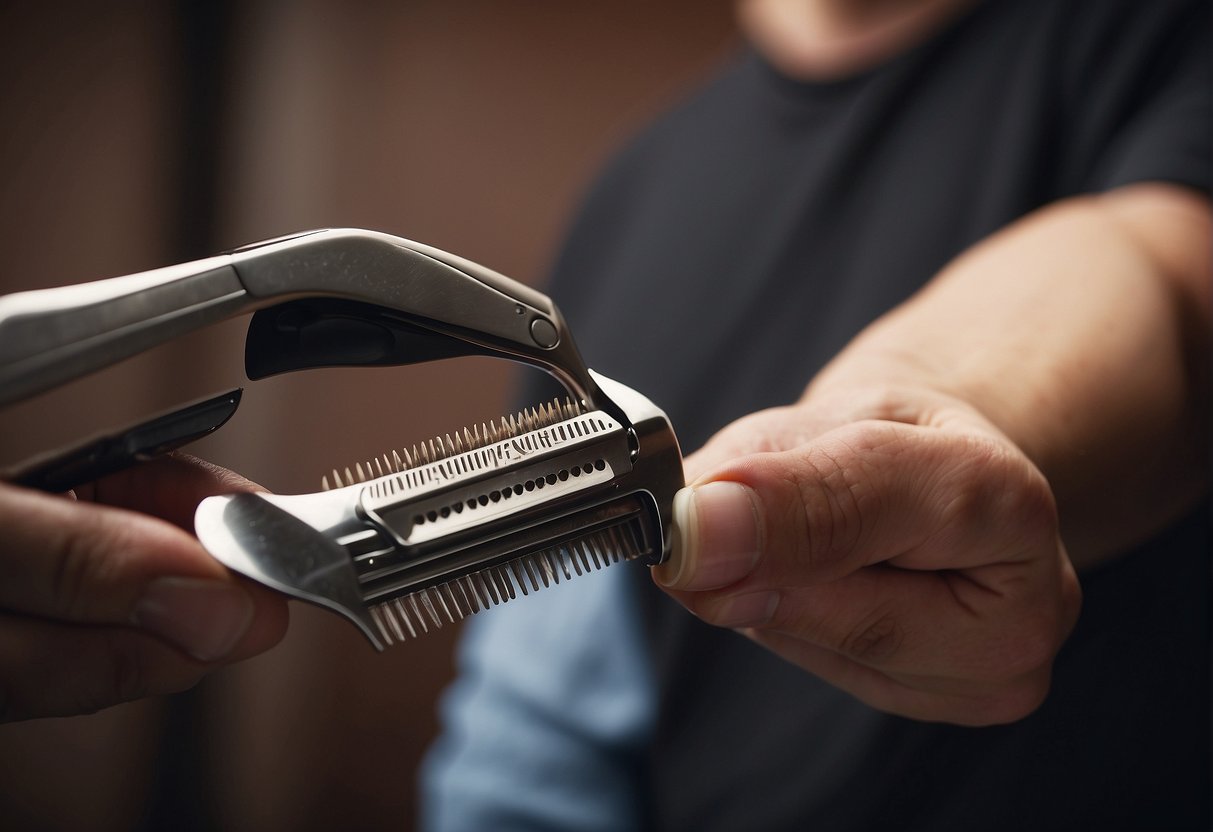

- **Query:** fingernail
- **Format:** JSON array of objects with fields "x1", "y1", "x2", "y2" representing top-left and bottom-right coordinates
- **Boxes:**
[
  {"x1": 132, "y1": 578, "x2": 254, "y2": 662},
  {"x1": 713, "y1": 591, "x2": 780, "y2": 629},
  {"x1": 656, "y1": 481, "x2": 762, "y2": 590}
]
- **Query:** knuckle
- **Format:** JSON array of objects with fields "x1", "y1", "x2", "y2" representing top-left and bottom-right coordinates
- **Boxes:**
[
  {"x1": 839, "y1": 606, "x2": 904, "y2": 663},
  {"x1": 993, "y1": 557, "x2": 1080, "y2": 683},
  {"x1": 782, "y1": 420, "x2": 912, "y2": 576},
  {"x1": 723, "y1": 407, "x2": 804, "y2": 454},
  {"x1": 796, "y1": 439, "x2": 879, "y2": 574},
  {"x1": 979, "y1": 588, "x2": 1073, "y2": 684},
  {"x1": 106, "y1": 632, "x2": 151, "y2": 706},
  {"x1": 49, "y1": 517, "x2": 139, "y2": 622},
  {"x1": 1000, "y1": 462, "x2": 1058, "y2": 545},
  {"x1": 49, "y1": 523, "x2": 105, "y2": 620},
  {"x1": 940, "y1": 436, "x2": 1059, "y2": 549},
  {"x1": 987, "y1": 443, "x2": 1058, "y2": 537}
]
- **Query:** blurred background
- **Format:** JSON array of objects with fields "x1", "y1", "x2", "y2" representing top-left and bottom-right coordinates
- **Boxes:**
[{"x1": 0, "y1": 1, "x2": 737, "y2": 828}]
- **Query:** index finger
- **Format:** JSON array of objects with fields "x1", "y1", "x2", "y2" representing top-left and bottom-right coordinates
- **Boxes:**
[
  {"x1": 74, "y1": 453, "x2": 263, "y2": 530},
  {"x1": 681, "y1": 405, "x2": 846, "y2": 483},
  {"x1": 0, "y1": 480, "x2": 233, "y2": 623}
]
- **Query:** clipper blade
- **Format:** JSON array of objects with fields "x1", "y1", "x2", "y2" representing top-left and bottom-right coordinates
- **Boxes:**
[{"x1": 195, "y1": 374, "x2": 681, "y2": 652}]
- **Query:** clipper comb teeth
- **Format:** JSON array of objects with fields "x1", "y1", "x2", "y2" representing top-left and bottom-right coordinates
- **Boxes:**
[
  {"x1": 367, "y1": 508, "x2": 644, "y2": 645},
  {"x1": 320, "y1": 398, "x2": 584, "y2": 491}
]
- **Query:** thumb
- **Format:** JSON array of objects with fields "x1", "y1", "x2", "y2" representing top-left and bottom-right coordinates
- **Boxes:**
[
  {"x1": 654, "y1": 420, "x2": 1040, "y2": 592},
  {"x1": 654, "y1": 480, "x2": 763, "y2": 591}
]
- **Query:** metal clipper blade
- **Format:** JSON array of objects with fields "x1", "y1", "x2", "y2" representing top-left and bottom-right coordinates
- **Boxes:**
[{"x1": 196, "y1": 373, "x2": 681, "y2": 650}]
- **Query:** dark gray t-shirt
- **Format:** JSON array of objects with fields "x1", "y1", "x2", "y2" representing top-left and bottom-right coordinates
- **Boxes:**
[{"x1": 534, "y1": 0, "x2": 1210, "y2": 828}]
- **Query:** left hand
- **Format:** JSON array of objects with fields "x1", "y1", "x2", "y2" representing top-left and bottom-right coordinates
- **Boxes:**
[
  {"x1": 0, "y1": 454, "x2": 288, "y2": 721},
  {"x1": 654, "y1": 387, "x2": 1081, "y2": 726}
]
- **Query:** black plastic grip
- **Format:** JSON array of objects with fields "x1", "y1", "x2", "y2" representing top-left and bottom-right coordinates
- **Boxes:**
[{"x1": 8, "y1": 389, "x2": 242, "y2": 492}]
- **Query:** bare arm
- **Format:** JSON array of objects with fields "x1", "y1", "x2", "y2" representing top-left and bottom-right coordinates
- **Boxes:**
[
  {"x1": 656, "y1": 183, "x2": 1210, "y2": 724},
  {"x1": 808, "y1": 183, "x2": 1211, "y2": 568}
]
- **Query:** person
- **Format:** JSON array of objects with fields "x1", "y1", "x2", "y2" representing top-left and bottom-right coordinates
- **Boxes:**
[
  {"x1": 422, "y1": 0, "x2": 1210, "y2": 829},
  {"x1": 0, "y1": 455, "x2": 286, "y2": 721},
  {"x1": 0, "y1": 0, "x2": 1205, "y2": 826}
]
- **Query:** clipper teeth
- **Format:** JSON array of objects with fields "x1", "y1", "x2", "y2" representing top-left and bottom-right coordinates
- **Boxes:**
[
  {"x1": 322, "y1": 397, "x2": 584, "y2": 490},
  {"x1": 366, "y1": 524, "x2": 640, "y2": 647}
]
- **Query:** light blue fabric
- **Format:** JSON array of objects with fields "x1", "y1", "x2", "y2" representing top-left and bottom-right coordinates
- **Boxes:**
[{"x1": 419, "y1": 562, "x2": 656, "y2": 831}]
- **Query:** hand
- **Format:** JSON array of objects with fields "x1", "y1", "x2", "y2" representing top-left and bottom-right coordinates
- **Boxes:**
[
  {"x1": 654, "y1": 388, "x2": 1081, "y2": 726},
  {"x1": 0, "y1": 455, "x2": 288, "y2": 721}
]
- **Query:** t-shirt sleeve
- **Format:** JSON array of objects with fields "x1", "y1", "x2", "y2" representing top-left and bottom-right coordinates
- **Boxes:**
[
  {"x1": 419, "y1": 564, "x2": 656, "y2": 831},
  {"x1": 1068, "y1": 0, "x2": 1210, "y2": 195}
]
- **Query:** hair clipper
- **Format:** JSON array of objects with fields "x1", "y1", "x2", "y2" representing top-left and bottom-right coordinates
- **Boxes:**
[{"x1": 0, "y1": 229, "x2": 684, "y2": 649}]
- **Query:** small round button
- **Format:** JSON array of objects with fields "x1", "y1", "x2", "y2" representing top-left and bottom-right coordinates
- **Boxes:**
[{"x1": 530, "y1": 318, "x2": 559, "y2": 348}]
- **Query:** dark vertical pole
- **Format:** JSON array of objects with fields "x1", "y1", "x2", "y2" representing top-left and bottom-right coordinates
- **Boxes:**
[
  {"x1": 138, "y1": 2, "x2": 234, "y2": 829},
  {"x1": 172, "y1": 0, "x2": 233, "y2": 261}
]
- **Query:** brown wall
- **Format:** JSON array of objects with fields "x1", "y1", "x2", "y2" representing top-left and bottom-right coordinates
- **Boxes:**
[{"x1": 0, "y1": 2, "x2": 737, "y2": 829}]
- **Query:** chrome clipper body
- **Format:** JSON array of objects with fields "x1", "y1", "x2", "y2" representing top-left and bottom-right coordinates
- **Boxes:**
[{"x1": 0, "y1": 229, "x2": 683, "y2": 649}]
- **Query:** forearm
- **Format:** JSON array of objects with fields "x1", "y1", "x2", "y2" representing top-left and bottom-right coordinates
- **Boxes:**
[{"x1": 806, "y1": 184, "x2": 1211, "y2": 569}]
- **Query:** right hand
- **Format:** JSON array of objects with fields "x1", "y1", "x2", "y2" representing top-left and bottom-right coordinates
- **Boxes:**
[
  {"x1": 0, "y1": 454, "x2": 289, "y2": 721},
  {"x1": 655, "y1": 389, "x2": 1081, "y2": 726}
]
